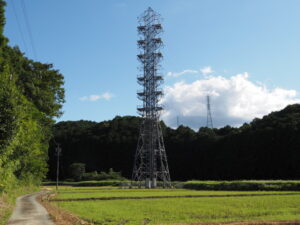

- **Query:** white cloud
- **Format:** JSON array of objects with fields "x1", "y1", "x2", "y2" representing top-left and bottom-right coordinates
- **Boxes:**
[
  {"x1": 167, "y1": 69, "x2": 198, "y2": 77},
  {"x1": 79, "y1": 92, "x2": 114, "y2": 102},
  {"x1": 101, "y1": 92, "x2": 113, "y2": 100},
  {"x1": 167, "y1": 66, "x2": 214, "y2": 78},
  {"x1": 200, "y1": 66, "x2": 214, "y2": 76},
  {"x1": 161, "y1": 72, "x2": 300, "y2": 129}
]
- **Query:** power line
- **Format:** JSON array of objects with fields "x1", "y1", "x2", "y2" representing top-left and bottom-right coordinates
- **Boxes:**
[
  {"x1": 20, "y1": 0, "x2": 37, "y2": 58},
  {"x1": 11, "y1": 0, "x2": 29, "y2": 54}
]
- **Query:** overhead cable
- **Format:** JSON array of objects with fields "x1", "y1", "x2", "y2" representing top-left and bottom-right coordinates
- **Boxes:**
[
  {"x1": 20, "y1": 0, "x2": 37, "y2": 58},
  {"x1": 11, "y1": 0, "x2": 29, "y2": 54}
]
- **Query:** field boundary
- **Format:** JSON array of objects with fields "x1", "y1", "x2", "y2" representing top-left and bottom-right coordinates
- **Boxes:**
[
  {"x1": 39, "y1": 192, "x2": 93, "y2": 225},
  {"x1": 50, "y1": 192, "x2": 300, "y2": 202}
]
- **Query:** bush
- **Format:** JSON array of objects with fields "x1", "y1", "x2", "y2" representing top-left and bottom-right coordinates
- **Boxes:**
[
  {"x1": 82, "y1": 168, "x2": 125, "y2": 181},
  {"x1": 182, "y1": 180, "x2": 300, "y2": 191},
  {"x1": 68, "y1": 163, "x2": 85, "y2": 181},
  {"x1": 42, "y1": 180, "x2": 126, "y2": 187}
]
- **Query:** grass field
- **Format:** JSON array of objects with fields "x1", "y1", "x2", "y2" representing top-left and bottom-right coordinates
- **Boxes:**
[
  {"x1": 49, "y1": 185, "x2": 300, "y2": 225},
  {"x1": 52, "y1": 186, "x2": 300, "y2": 200},
  {"x1": 44, "y1": 180, "x2": 300, "y2": 191}
]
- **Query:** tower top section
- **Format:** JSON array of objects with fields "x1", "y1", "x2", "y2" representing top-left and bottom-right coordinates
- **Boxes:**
[
  {"x1": 136, "y1": 7, "x2": 164, "y2": 118},
  {"x1": 138, "y1": 7, "x2": 162, "y2": 26}
]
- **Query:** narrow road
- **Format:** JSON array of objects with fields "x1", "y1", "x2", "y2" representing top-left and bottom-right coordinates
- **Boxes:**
[{"x1": 7, "y1": 191, "x2": 54, "y2": 225}]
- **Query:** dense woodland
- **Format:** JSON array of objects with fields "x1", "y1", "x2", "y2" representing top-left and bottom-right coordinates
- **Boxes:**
[
  {"x1": 0, "y1": 1, "x2": 65, "y2": 191},
  {"x1": 48, "y1": 104, "x2": 300, "y2": 181}
]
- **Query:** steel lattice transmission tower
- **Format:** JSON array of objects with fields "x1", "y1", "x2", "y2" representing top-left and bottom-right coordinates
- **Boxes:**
[
  {"x1": 132, "y1": 7, "x2": 171, "y2": 188},
  {"x1": 206, "y1": 95, "x2": 213, "y2": 129}
]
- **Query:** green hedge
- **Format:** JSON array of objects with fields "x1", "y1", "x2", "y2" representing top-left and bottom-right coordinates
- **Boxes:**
[
  {"x1": 43, "y1": 180, "x2": 126, "y2": 187},
  {"x1": 181, "y1": 180, "x2": 300, "y2": 191}
]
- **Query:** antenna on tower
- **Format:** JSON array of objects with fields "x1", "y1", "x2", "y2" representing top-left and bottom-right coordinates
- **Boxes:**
[
  {"x1": 177, "y1": 116, "x2": 180, "y2": 127},
  {"x1": 206, "y1": 95, "x2": 213, "y2": 129},
  {"x1": 132, "y1": 8, "x2": 171, "y2": 188}
]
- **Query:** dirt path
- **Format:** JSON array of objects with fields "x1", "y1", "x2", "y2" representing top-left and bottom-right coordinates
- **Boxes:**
[{"x1": 7, "y1": 191, "x2": 54, "y2": 225}]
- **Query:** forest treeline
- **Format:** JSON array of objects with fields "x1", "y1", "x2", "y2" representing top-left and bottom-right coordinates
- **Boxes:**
[
  {"x1": 49, "y1": 104, "x2": 300, "y2": 181},
  {"x1": 0, "y1": 0, "x2": 65, "y2": 191}
]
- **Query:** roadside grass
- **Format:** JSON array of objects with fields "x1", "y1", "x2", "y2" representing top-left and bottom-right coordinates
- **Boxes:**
[
  {"x1": 0, "y1": 194, "x2": 11, "y2": 225},
  {"x1": 54, "y1": 194, "x2": 300, "y2": 225}
]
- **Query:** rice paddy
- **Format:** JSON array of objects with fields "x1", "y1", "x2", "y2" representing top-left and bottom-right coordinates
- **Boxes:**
[{"x1": 49, "y1": 185, "x2": 300, "y2": 225}]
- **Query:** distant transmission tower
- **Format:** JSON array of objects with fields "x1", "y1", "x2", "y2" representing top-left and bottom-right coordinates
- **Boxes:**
[
  {"x1": 206, "y1": 95, "x2": 213, "y2": 129},
  {"x1": 132, "y1": 7, "x2": 171, "y2": 188}
]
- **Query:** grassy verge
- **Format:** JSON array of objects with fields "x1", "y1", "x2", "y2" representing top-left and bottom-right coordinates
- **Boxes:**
[
  {"x1": 181, "y1": 180, "x2": 300, "y2": 191},
  {"x1": 39, "y1": 195, "x2": 93, "y2": 225},
  {"x1": 0, "y1": 185, "x2": 39, "y2": 225}
]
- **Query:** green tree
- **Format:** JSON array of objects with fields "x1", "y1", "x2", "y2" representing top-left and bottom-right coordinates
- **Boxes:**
[
  {"x1": 0, "y1": 68, "x2": 19, "y2": 190},
  {"x1": 0, "y1": 0, "x2": 65, "y2": 191},
  {"x1": 69, "y1": 163, "x2": 86, "y2": 181},
  {"x1": 5, "y1": 46, "x2": 65, "y2": 118}
]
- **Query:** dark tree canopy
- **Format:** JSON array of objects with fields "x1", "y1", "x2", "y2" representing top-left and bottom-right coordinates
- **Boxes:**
[{"x1": 48, "y1": 104, "x2": 300, "y2": 181}]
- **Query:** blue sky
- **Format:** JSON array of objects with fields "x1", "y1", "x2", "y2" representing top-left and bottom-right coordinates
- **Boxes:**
[{"x1": 4, "y1": 0, "x2": 300, "y2": 128}]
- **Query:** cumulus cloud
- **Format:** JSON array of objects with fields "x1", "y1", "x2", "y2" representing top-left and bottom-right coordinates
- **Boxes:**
[
  {"x1": 80, "y1": 92, "x2": 114, "y2": 102},
  {"x1": 161, "y1": 72, "x2": 300, "y2": 129}
]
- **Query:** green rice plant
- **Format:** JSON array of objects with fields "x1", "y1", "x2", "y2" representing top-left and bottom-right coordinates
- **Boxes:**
[
  {"x1": 55, "y1": 193, "x2": 300, "y2": 225},
  {"x1": 53, "y1": 188, "x2": 300, "y2": 200}
]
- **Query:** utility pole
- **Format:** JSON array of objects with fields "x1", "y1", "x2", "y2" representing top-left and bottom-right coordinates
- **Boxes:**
[
  {"x1": 56, "y1": 144, "x2": 61, "y2": 191},
  {"x1": 132, "y1": 7, "x2": 171, "y2": 188},
  {"x1": 177, "y1": 116, "x2": 180, "y2": 127},
  {"x1": 206, "y1": 95, "x2": 213, "y2": 129}
]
